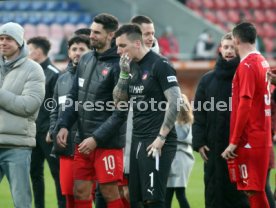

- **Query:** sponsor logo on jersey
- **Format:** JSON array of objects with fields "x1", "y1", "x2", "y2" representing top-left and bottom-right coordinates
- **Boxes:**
[
  {"x1": 129, "y1": 85, "x2": 144, "y2": 94},
  {"x1": 167, "y1": 75, "x2": 177, "y2": 83}
]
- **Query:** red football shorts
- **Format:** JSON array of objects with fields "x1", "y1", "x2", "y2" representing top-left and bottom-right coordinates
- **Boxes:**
[
  {"x1": 236, "y1": 146, "x2": 270, "y2": 191},
  {"x1": 59, "y1": 156, "x2": 74, "y2": 195},
  {"x1": 73, "y1": 145, "x2": 124, "y2": 184}
]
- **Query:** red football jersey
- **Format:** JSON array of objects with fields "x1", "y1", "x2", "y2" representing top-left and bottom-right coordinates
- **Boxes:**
[{"x1": 230, "y1": 52, "x2": 272, "y2": 148}]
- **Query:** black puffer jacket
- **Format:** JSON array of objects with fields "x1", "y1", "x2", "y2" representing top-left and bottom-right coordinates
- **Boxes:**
[
  {"x1": 36, "y1": 58, "x2": 59, "y2": 133},
  {"x1": 58, "y1": 47, "x2": 126, "y2": 149},
  {"x1": 192, "y1": 54, "x2": 249, "y2": 208},
  {"x1": 49, "y1": 61, "x2": 76, "y2": 156}
]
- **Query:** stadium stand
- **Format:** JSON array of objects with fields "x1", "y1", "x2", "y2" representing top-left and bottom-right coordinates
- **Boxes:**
[
  {"x1": 186, "y1": 0, "x2": 276, "y2": 57},
  {"x1": 0, "y1": 1, "x2": 95, "y2": 59}
]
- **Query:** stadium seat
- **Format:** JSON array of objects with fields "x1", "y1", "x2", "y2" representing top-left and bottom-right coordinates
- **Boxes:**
[
  {"x1": 18, "y1": 2, "x2": 32, "y2": 11},
  {"x1": 79, "y1": 13, "x2": 93, "y2": 25},
  {"x1": 203, "y1": 10, "x2": 218, "y2": 24},
  {"x1": 261, "y1": 0, "x2": 273, "y2": 8},
  {"x1": 27, "y1": 12, "x2": 43, "y2": 25},
  {"x1": 50, "y1": 24, "x2": 65, "y2": 40},
  {"x1": 45, "y1": 1, "x2": 61, "y2": 11},
  {"x1": 202, "y1": 0, "x2": 215, "y2": 9},
  {"x1": 63, "y1": 23, "x2": 76, "y2": 36},
  {"x1": 226, "y1": 0, "x2": 239, "y2": 9},
  {"x1": 228, "y1": 10, "x2": 240, "y2": 24},
  {"x1": 24, "y1": 24, "x2": 37, "y2": 40},
  {"x1": 214, "y1": 0, "x2": 226, "y2": 9},
  {"x1": 36, "y1": 24, "x2": 50, "y2": 37},
  {"x1": 31, "y1": 2, "x2": 46, "y2": 11},
  {"x1": 255, "y1": 24, "x2": 265, "y2": 37},
  {"x1": 4, "y1": 1, "x2": 17, "y2": 11},
  {"x1": 263, "y1": 37, "x2": 274, "y2": 53},
  {"x1": 248, "y1": 0, "x2": 262, "y2": 8},
  {"x1": 263, "y1": 23, "x2": 276, "y2": 38},
  {"x1": 186, "y1": 0, "x2": 201, "y2": 10},
  {"x1": 67, "y1": 2, "x2": 82, "y2": 11},
  {"x1": 265, "y1": 10, "x2": 276, "y2": 23},
  {"x1": 238, "y1": 0, "x2": 249, "y2": 9},
  {"x1": 254, "y1": 10, "x2": 266, "y2": 23},
  {"x1": 1, "y1": 13, "x2": 15, "y2": 23},
  {"x1": 14, "y1": 12, "x2": 29, "y2": 25},
  {"x1": 54, "y1": 13, "x2": 69, "y2": 25},
  {"x1": 216, "y1": 10, "x2": 228, "y2": 25}
]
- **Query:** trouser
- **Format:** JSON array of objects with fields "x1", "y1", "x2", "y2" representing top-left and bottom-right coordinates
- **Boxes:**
[
  {"x1": 30, "y1": 131, "x2": 65, "y2": 208},
  {"x1": 0, "y1": 148, "x2": 32, "y2": 208}
]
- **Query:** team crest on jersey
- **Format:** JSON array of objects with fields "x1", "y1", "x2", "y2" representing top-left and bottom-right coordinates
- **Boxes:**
[
  {"x1": 142, "y1": 71, "x2": 149, "y2": 80},
  {"x1": 102, "y1": 68, "x2": 109, "y2": 76}
]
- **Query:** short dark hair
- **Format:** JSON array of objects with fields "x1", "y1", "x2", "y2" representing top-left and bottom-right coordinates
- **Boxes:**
[
  {"x1": 115, "y1": 24, "x2": 143, "y2": 42},
  {"x1": 93, "y1": 13, "x2": 119, "y2": 32},
  {"x1": 27, "y1": 36, "x2": 51, "y2": 55},
  {"x1": 68, "y1": 35, "x2": 90, "y2": 49},
  {"x1": 130, "y1": 15, "x2": 153, "y2": 25},
  {"x1": 74, "y1": 28, "x2": 91, "y2": 37},
  {"x1": 232, "y1": 22, "x2": 256, "y2": 44}
]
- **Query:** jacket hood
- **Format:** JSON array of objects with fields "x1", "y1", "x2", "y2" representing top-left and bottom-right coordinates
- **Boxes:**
[
  {"x1": 0, "y1": 42, "x2": 29, "y2": 73},
  {"x1": 214, "y1": 53, "x2": 240, "y2": 80},
  {"x1": 93, "y1": 45, "x2": 119, "y2": 61}
]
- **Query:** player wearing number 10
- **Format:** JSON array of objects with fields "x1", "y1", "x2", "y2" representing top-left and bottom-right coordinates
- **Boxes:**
[
  {"x1": 222, "y1": 22, "x2": 272, "y2": 208},
  {"x1": 56, "y1": 13, "x2": 127, "y2": 208}
]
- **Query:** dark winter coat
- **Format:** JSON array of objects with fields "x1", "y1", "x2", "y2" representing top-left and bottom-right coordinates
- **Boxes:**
[
  {"x1": 58, "y1": 47, "x2": 126, "y2": 149},
  {"x1": 192, "y1": 54, "x2": 249, "y2": 208},
  {"x1": 49, "y1": 62, "x2": 76, "y2": 156}
]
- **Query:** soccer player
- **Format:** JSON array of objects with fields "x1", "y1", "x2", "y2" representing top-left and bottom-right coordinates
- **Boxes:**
[
  {"x1": 130, "y1": 15, "x2": 159, "y2": 53},
  {"x1": 27, "y1": 36, "x2": 64, "y2": 208},
  {"x1": 113, "y1": 24, "x2": 181, "y2": 208},
  {"x1": 49, "y1": 35, "x2": 91, "y2": 208},
  {"x1": 56, "y1": 13, "x2": 127, "y2": 208},
  {"x1": 222, "y1": 22, "x2": 272, "y2": 208},
  {"x1": 193, "y1": 32, "x2": 249, "y2": 207}
]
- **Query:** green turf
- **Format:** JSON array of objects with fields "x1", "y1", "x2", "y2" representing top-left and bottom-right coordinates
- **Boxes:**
[{"x1": 0, "y1": 149, "x2": 275, "y2": 208}]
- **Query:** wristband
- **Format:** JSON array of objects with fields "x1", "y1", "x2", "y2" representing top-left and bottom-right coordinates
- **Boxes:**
[
  {"x1": 120, "y1": 71, "x2": 129, "y2": 79},
  {"x1": 158, "y1": 134, "x2": 166, "y2": 141}
]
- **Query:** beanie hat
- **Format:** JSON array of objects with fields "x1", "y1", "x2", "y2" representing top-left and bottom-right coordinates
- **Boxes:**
[{"x1": 0, "y1": 22, "x2": 24, "y2": 46}]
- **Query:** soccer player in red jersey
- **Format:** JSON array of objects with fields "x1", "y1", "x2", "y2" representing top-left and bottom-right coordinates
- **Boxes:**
[{"x1": 222, "y1": 22, "x2": 272, "y2": 208}]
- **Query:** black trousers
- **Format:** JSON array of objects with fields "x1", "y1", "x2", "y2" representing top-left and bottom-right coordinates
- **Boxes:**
[
  {"x1": 129, "y1": 138, "x2": 176, "y2": 207},
  {"x1": 30, "y1": 131, "x2": 65, "y2": 208}
]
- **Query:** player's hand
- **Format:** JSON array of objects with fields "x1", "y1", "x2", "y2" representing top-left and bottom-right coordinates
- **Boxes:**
[
  {"x1": 146, "y1": 137, "x2": 165, "y2": 158},
  {"x1": 57, "y1": 128, "x2": 68, "y2": 148},
  {"x1": 119, "y1": 53, "x2": 131, "y2": 73},
  {"x1": 45, "y1": 132, "x2": 53, "y2": 143},
  {"x1": 199, "y1": 145, "x2": 210, "y2": 162},
  {"x1": 221, "y1": 143, "x2": 238, "y2": 160},
  {"x1": 78, "y1": 137, "x2": 97, "y2": 155}
]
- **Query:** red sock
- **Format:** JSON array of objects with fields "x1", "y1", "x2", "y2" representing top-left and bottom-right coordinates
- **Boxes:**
[
  {"x1": 107, "y1": 198, "x2": 124, "y2": 208},
  {"x1": 65, "y1": 195, "x2": 74, "y2": 208},
  {"x1": 74, "y1": 199, "x2": 92, "y2": 208},
  {"x1": 121, "y1": 197, "x2": 130, "y2": 208},
  {"x1": 248, "y1": 191, "x2": 269, "y2": 208}
]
